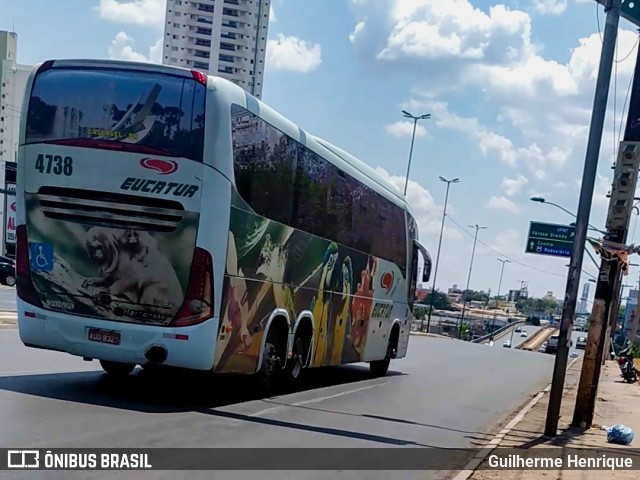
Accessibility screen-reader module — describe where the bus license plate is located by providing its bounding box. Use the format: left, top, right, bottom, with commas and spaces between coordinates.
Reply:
88, 328, 121, 345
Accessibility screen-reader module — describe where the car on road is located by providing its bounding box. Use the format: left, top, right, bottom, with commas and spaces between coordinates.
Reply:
503, 340, 511, 348
538, 342, 547, 353
576, 336, 586, 349
545, 335, 560, 354
515, 327, 522, 333
0, 255, 15, 287
520, 331, 528, 337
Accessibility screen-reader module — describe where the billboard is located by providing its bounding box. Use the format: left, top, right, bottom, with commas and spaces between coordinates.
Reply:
3, 161, 17, 258
4, 182, 16, 246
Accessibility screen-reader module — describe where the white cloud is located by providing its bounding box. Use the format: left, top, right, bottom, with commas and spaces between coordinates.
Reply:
592, 173, 611, 208
108, 31, 161, 63
270, 6, 277, 22
486, 196, 520, 213
501, 174, 529, 196
351, 0, 638, 194
533, 0, 568, 15
266, 34, 322, 73
97, 0, 165, 27
489, 229, 522, 257
385, 121, 428, 138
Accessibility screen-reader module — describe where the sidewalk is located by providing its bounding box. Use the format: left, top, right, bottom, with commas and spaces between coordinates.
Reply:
467, 358, 640, 479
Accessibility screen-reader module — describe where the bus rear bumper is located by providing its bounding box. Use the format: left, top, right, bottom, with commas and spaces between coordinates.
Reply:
16, 303, 219, 371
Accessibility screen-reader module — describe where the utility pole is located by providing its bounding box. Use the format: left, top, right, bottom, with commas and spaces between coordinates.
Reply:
604, 280, 631, 358
544, 0, 622, 437
572, 0, 640, 431
425, 176, 460, 332
630, 271, 640, 346
458, 224, 487, 339
491, 259, 511, 334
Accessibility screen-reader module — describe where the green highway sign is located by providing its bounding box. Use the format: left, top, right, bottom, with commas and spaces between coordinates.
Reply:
525, 221, 575, 258
595, 1, 640, 27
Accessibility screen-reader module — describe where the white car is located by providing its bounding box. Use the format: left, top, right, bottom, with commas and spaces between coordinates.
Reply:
520, 331, 528, 337
503, 340, 512, 348
538, 342, 547, 353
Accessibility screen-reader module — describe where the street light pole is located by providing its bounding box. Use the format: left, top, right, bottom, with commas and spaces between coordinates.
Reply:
491, 259, 511, 335
425, 176, 460, 332
530, 197, 606, 235
401, 110, 431, 196
458, 224, 487, 339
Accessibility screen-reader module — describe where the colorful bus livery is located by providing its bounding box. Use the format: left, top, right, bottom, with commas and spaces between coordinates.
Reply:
16, 59, 432, 388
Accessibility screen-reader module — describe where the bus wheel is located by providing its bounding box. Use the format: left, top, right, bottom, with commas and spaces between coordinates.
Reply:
99, 360, 135, 377
257, 341, 282, 392
369, 339, 396, 378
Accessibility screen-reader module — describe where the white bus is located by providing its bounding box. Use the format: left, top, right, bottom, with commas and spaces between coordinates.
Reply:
15, 59, 431, 389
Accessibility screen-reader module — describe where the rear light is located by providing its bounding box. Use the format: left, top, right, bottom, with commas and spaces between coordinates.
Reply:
16, 225, 43, 308
169, 247, 213, 327
191, 69, 207, 86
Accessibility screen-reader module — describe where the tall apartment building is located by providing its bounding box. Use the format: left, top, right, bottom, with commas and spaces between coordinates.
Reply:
0, 31, 31, 165
577, 282, 590, 315
0, 30, 31, 257
162, 0, 271, 98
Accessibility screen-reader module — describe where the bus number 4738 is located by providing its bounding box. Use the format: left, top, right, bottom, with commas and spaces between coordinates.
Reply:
35, 154, 73, 176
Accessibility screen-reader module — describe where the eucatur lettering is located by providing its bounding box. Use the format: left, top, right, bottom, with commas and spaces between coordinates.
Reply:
120, 177, 199, 198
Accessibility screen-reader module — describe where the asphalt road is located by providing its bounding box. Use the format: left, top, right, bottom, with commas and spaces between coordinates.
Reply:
0, 285, 16, 312
0, 330, 558, 480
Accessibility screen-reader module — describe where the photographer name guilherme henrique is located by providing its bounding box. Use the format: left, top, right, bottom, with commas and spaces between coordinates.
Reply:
488, 453, 634, 470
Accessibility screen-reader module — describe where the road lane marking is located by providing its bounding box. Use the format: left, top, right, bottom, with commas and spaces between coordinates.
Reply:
0, 368, 99, 376
250, 381, 389, 417
451, 356, 581, 480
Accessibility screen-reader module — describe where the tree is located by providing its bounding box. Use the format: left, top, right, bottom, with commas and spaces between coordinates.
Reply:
472, 291, 489, 302
423, 291, 455, 311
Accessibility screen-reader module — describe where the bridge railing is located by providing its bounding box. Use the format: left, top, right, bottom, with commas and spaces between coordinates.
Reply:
470, 320, 527, 344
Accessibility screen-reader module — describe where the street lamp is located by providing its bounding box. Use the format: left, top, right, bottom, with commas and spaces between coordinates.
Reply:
458, 224, 487, 339
401, 110, 431, 196
425, 176, 460, 333
490, 258, 511, 337
530, 197, 606, 235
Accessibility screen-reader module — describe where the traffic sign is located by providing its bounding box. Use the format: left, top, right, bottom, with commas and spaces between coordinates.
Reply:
525, 221, 575, 258
595, 1, 640, 28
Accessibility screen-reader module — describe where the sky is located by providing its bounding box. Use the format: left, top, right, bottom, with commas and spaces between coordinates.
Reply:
2, 0, 640, 303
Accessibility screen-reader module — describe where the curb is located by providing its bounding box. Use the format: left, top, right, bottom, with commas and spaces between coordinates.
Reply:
452, 356, 581, 480
409, 331, 455, 340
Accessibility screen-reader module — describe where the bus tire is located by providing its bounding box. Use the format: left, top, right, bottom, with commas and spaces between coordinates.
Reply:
369, 326, 398, 378
286, 322, 312, 385
369, 356, 391, 377
256, 340, 282, 392
99, 360, 135, 377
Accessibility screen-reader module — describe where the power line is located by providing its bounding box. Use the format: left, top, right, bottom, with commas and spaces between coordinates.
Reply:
445, 214, 565, 278
596, 4, 640, 63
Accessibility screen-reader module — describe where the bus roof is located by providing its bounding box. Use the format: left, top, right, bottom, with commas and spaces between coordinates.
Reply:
27, 59, 417, 219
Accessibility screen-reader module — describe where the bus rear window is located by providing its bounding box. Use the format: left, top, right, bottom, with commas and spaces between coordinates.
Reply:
25, 67, 206, 161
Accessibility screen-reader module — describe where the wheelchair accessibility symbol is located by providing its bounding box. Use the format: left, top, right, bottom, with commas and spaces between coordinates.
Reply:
29, 242, 53, 272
